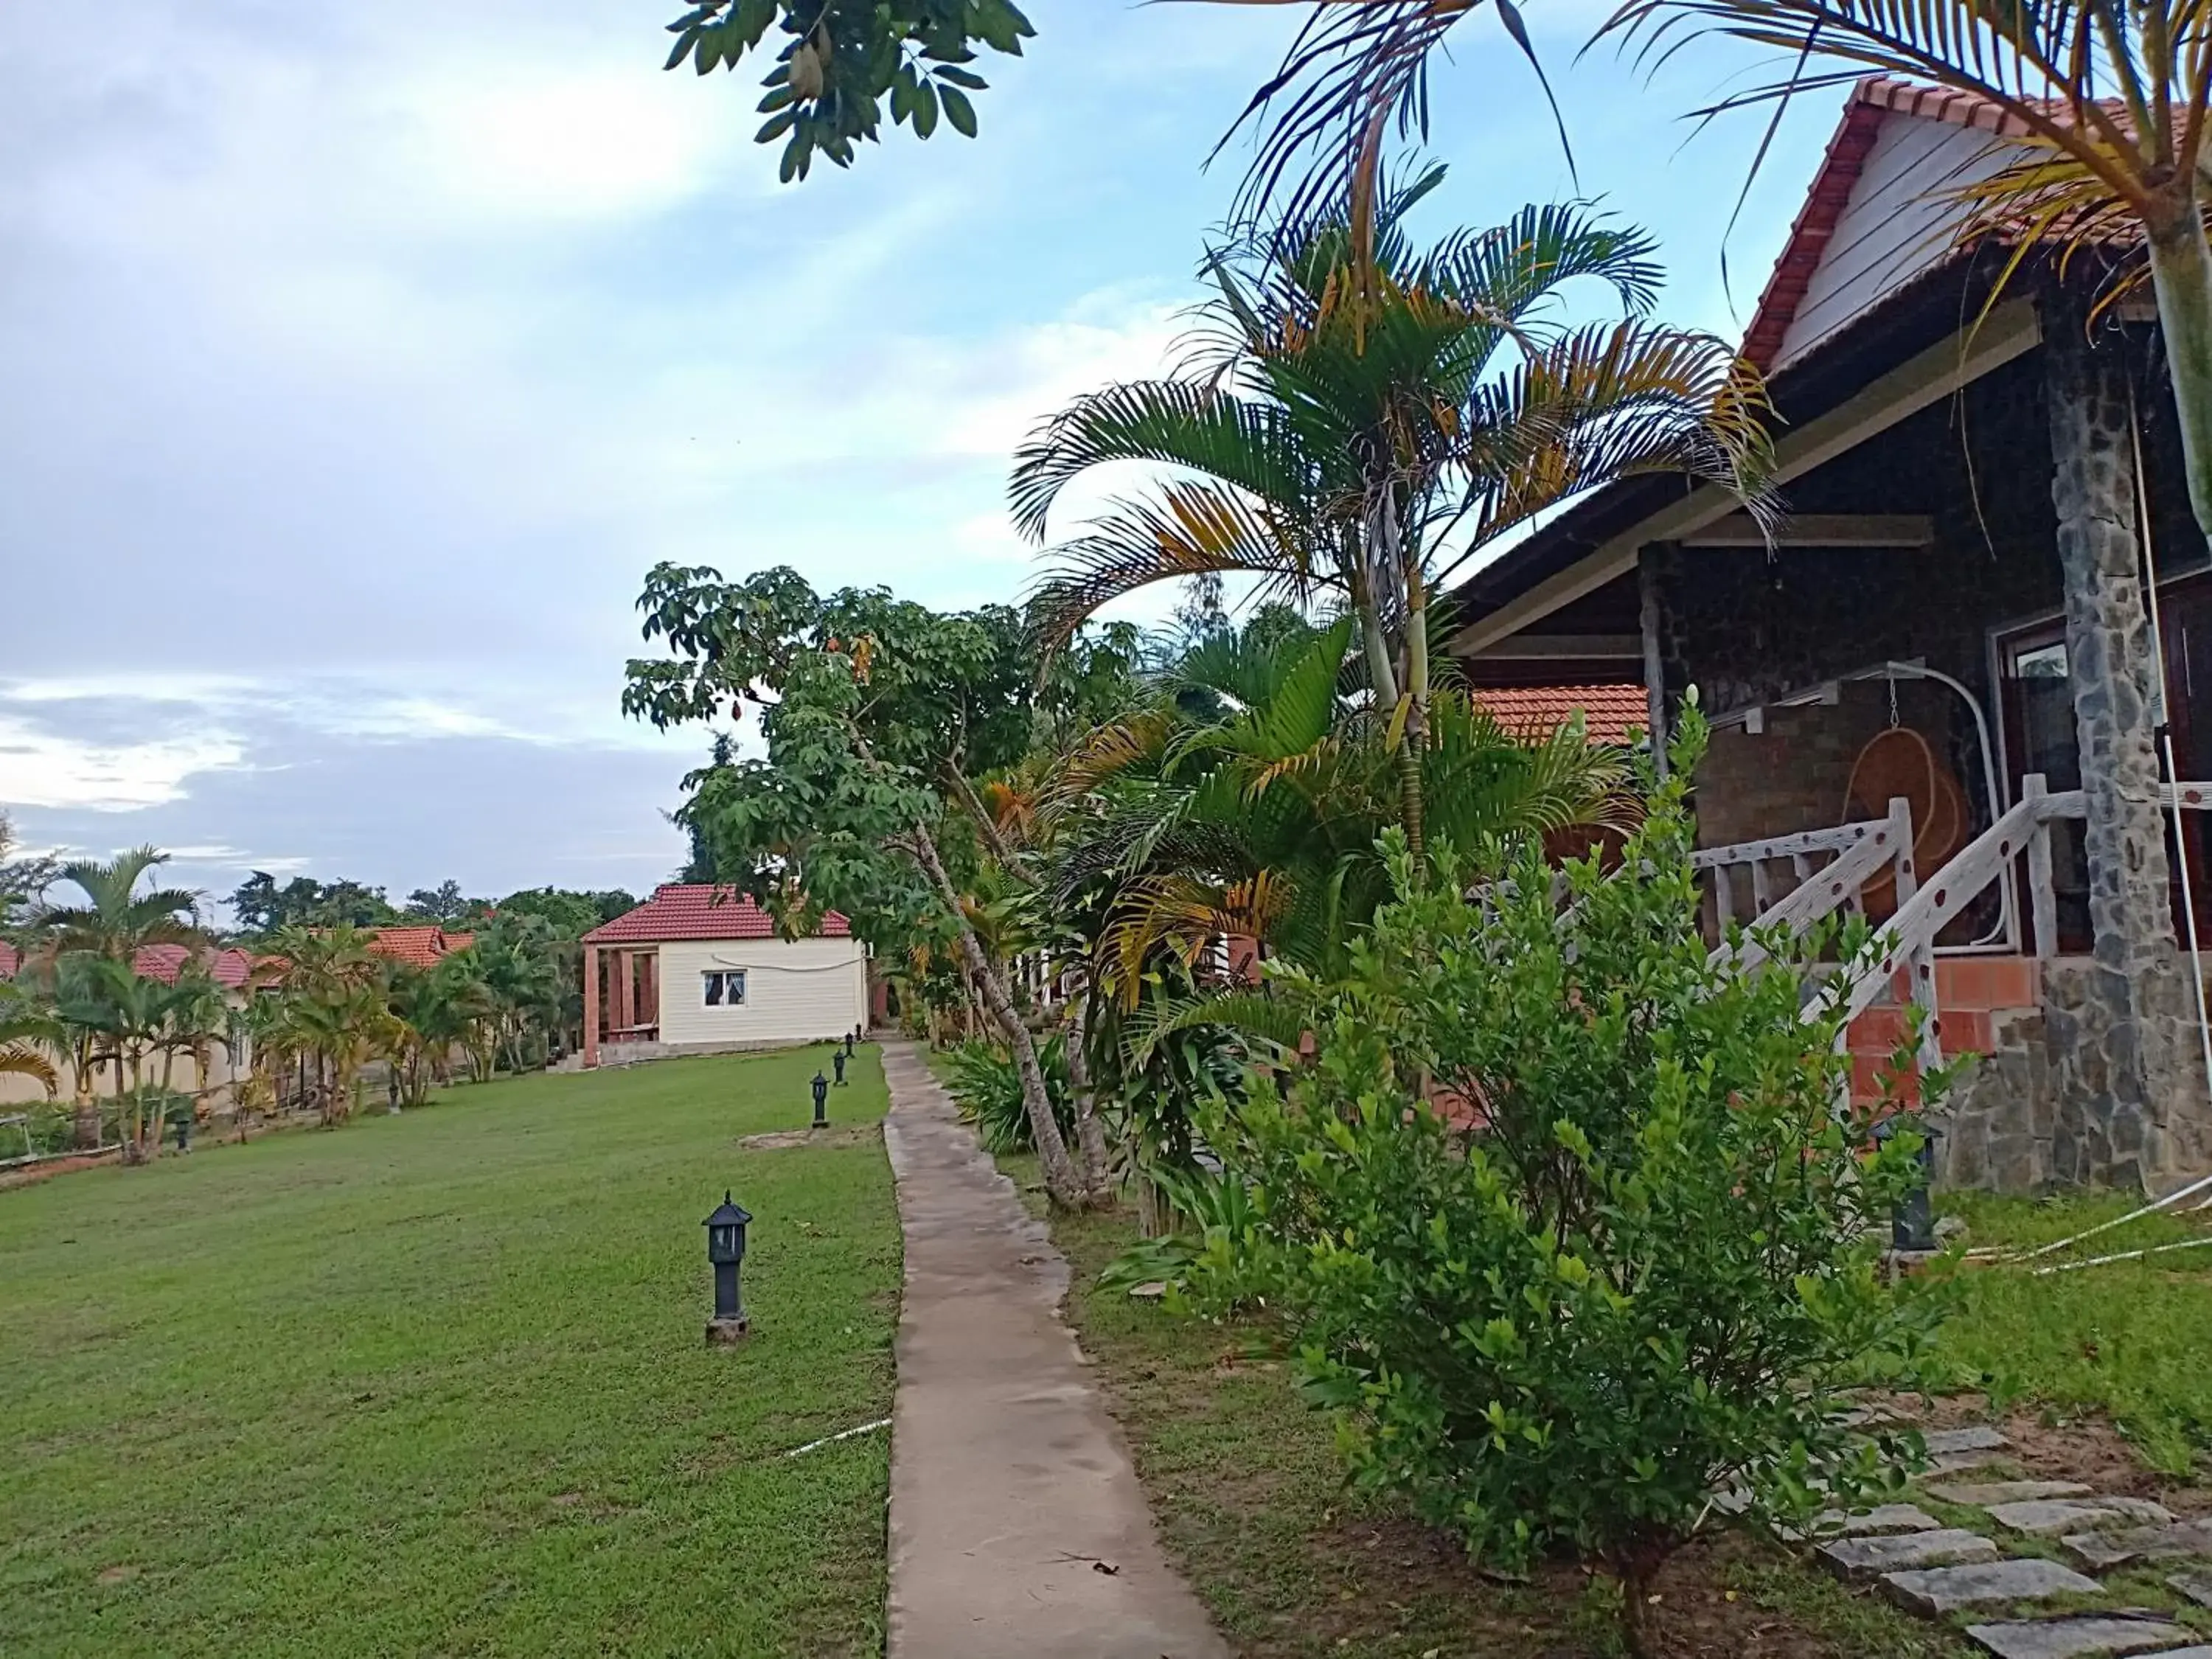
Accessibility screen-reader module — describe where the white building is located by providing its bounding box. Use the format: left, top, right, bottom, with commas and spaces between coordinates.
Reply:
580, 886, 866, 1067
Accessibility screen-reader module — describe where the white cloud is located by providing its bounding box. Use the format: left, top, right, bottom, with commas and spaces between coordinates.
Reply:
0, 715, 247, 812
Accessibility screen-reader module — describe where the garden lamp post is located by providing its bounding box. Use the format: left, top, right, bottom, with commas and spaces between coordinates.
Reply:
810, 1070, 830, 1129
844, 1029, 856, 1058
832, 1049, 847, 1087
704, 1190, 751, 1344
1875, 1117, 1940, 1253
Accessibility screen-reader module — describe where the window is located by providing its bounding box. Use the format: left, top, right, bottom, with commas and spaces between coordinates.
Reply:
701, 970, 746, 1008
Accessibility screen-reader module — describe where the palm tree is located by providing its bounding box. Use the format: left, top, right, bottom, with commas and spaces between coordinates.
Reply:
29, 846, 201, 963
1042, 614, 1628, 998
1217, 0, 2212, 552
1012, 177, 1767, 858
0, 981, 58, 1100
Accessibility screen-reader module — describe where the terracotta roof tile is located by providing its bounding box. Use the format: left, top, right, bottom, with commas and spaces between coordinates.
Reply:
584, 886, 851, 946
1475, 684, 1648, 747
363, 927, 465, 970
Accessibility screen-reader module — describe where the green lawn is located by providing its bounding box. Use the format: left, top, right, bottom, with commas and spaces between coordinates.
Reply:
1936, 1191, 2212, 1473
0, 1045, 900, 1658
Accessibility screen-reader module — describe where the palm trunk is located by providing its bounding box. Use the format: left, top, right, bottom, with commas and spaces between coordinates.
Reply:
910, 821, 1088, 1209
1064, 990, 1113, 1203
1399, 550, 1430, 868
2148, 205, 2212, 549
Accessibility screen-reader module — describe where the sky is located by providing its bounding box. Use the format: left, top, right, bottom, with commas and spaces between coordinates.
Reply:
0, 0, 1838, 920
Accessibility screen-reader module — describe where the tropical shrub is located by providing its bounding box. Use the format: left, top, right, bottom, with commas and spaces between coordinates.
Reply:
944, 1034, 1074, 1154
1188, 720, 1950, 1655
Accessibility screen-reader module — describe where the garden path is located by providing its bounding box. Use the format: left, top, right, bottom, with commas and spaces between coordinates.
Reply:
879, 1040, 1228, 1659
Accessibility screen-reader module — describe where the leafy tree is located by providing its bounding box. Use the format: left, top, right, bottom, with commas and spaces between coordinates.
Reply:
492, 886, 639, 937
0, 810, 58, 927
404, 880, 478, 923
623, 562, 1110, 1208
1186, 719, 1948, 1656
660, 0, 1034, 181
1014, 176, 1768, 859
227, 872, 398, 935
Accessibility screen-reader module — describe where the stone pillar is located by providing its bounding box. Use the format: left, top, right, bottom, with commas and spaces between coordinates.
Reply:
2044, 311, 2205, 1187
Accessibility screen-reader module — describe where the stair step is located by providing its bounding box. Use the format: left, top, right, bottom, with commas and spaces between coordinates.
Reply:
1992, 1498, 2175, 1536
1964, 1615, 2199, 1659
1821, 1528, 2000, 1576
1885, 1557, 2102, 1615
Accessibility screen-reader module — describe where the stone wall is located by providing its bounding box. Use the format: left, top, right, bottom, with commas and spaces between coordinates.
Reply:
1933, 954, 2212, 1192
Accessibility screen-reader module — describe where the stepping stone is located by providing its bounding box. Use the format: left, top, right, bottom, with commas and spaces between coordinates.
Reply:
1885, 1557, 2103, 1615
2166, 1569, 2212, 1608
1821, 1527, 2000, 1577
1933, 1481, 2098, 1506
1992, 1499, 2177, 1536
2136, 1649, 2212, 1658
1783, 1503, 1941, 1541
1964, 1615, 2198, 1658
2063, 1521, 2212, 1571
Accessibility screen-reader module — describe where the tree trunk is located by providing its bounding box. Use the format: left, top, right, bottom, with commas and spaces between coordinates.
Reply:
910, 822, 1089, 1209
1399, 552, 1430, 866
1064, 990, 1113, 1203
2147, 204, 2212, 549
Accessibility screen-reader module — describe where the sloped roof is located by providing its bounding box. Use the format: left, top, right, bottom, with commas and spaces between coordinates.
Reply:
1742, 76, 2134, 374
1475, 684, 1647, 747
584, 886, 851, 946
0, 941, 260, 987
363, 927, 473, 969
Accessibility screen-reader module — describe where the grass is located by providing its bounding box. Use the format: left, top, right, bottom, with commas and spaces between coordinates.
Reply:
0, 1043, 900, 1659
993, 1150, 1966, 1658
1935, 1191, 2212, 1472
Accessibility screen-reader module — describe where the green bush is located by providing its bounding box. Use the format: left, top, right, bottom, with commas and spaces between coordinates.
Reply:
943, 1034, 1074, 1153
1189, 719, 1949, 1656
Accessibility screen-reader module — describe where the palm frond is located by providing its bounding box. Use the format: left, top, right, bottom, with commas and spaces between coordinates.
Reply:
1009, 381, 1312, 543
1027, 481, 1331, 647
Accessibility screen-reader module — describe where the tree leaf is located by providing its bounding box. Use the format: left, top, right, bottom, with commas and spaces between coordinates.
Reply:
939, 83, 978, 138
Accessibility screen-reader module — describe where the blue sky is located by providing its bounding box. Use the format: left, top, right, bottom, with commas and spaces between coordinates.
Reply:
0, 1, 1837, 917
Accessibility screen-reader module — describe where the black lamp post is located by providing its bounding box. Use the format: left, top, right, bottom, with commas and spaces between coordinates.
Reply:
844, 1028, 857, 1059
1875, 1117, 1941, 1254
810, 1069, 830, 1129
832, 1048, 848, 1087
704, 1190, 751, 1344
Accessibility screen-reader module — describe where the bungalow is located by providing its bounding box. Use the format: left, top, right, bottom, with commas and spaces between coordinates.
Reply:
579, 886, 868, 1068
1450, 77, 2212, 1194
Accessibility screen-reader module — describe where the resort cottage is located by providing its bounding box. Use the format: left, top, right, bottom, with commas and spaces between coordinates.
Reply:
1453, 77, 2212, 1195
579, 886, 868, 1068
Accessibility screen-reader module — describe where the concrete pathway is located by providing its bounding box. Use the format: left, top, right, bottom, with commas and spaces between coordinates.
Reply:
880, 1041, 1229, 1659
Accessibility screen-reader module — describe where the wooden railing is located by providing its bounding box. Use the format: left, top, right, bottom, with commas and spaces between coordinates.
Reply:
1697, 799, 1919, 975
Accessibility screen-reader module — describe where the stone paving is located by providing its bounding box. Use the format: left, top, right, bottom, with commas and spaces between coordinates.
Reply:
1795, 1419, 2212, 1658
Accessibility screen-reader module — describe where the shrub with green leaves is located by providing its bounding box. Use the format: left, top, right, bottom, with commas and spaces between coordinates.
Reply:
943, 1034, 1072, 1154
1189, 717, 1950, 1655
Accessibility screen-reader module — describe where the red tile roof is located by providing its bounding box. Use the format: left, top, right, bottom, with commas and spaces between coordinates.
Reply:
584, 886, 851, 945
1475, 684, 1647, 747
362, 927, 473, 969
0, 941, 260, 987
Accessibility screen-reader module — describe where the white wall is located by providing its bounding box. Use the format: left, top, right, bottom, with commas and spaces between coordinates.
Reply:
655, 937, 867, 1050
